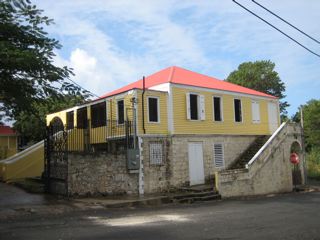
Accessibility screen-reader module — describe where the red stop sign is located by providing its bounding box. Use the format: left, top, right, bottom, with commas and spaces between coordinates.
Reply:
290, 153, 299, 165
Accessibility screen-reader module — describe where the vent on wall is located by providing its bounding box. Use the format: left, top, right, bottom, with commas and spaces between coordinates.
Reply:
214, 143, 224, 168
150, 142, 163, 165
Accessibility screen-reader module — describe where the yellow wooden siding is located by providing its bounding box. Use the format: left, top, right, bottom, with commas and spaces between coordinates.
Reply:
136, 90, 168, 135
67, 128, 85, 151
0, 136, 18, 159
172, 86, 274, 135
46, 92, 138, 145
106, 93, 134, 122
90, 126, 107, 144
47, 111, 67, 126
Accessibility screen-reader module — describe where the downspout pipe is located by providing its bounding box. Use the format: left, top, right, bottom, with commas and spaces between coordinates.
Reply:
142, 76, 146, 134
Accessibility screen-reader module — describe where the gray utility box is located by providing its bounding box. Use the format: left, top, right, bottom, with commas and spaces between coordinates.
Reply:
127, 148, 140, 170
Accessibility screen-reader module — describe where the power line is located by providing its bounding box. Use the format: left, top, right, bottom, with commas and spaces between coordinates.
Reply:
232, 0, 320, 58
67, 78, 100, 98
252, 0, 320, 44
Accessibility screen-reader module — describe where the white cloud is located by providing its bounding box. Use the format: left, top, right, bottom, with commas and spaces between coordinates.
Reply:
35, 0, 320, 114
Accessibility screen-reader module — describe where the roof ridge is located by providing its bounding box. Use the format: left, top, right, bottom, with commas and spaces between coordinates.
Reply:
167, 66, 175, 83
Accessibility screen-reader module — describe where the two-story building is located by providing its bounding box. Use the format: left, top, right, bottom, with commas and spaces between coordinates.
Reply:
46, 66, 302, 197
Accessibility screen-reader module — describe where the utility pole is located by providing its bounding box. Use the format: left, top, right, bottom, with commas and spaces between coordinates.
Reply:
300, 105, 307, 185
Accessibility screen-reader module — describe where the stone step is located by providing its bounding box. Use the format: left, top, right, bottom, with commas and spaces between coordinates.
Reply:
178, 184, 214, 193
228, 135, 270, 170
172, 190, 217, 200
173, 193, 221, 204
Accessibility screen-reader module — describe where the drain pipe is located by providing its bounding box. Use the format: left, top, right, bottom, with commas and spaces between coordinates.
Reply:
142, 76, 146, 134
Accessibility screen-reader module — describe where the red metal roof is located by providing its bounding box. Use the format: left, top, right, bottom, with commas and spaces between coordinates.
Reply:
99, 66, 277, 99
0, 126, 17, 136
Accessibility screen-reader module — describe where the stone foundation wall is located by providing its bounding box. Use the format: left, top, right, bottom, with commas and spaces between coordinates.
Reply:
67, 152, 138, 196
217, 123, 304, 197
48, 133, 272, 196
170, 135, 258, 187
141, 134, 259, 193
217, 142, 292, 197
141, 136, 172, 194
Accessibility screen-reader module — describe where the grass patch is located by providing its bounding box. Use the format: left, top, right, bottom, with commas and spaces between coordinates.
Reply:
307, 148, 320, 180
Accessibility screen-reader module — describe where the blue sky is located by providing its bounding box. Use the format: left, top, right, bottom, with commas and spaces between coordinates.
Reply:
34, 0, 320, 116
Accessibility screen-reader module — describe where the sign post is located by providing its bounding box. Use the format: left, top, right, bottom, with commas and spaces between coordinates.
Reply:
290, 152, 300, 191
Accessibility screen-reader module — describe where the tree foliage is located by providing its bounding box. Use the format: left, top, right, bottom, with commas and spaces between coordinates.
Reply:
0, 0, 90, 120
301, 99, 320, 151
226, 60, 289, 115
13, 95, 86, 143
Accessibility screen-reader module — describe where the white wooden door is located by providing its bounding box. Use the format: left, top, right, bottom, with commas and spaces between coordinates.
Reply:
268, 102, 278, 134
188, 142, 205, 185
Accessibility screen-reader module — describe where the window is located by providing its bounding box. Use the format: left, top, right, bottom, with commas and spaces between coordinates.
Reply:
190, 94, 198, 120
91, 102, 107, 128
66, 111, 74, 130
117, 100, 124, 124
234, 99, 242, 122
186, 93, 205, 120
150, 142, 163, 165
213, 143, 224, 168
213, 96, 222, 121
251, 100, 260, 123
77, 107, 88, 129
148, 97, 159, 123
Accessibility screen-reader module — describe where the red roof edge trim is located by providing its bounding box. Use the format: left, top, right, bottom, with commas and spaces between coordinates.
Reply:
0, 126, 17, 136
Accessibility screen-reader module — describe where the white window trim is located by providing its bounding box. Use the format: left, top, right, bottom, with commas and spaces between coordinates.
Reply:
251, 99, 261, 124
147, 96, 160, 124
116, 99, 125, 125
233, 98, 243, 123
187, 92, 201, 121
212, 96, 223, 122
213, 143, 225, 169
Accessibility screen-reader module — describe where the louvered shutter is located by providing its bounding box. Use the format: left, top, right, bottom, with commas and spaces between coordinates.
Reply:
200, 95, 205, 120
251, 100, 260, 123
186, 93, 191, 120
214, 143, 224, 168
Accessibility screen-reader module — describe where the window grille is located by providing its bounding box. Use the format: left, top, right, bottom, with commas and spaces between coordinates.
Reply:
150, 142, 163, 165
214, 143, 224, 168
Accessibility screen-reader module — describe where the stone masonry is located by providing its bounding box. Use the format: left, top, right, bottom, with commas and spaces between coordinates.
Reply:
48, 134, 275, 196
141, 136, 172, 194
170, 135, 258, 187
67, 152, 138, 196
217, 123, 305, 197
141, 134, 259, 193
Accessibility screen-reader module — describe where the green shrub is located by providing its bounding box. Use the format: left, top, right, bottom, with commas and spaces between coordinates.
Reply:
307, 148, 320, 180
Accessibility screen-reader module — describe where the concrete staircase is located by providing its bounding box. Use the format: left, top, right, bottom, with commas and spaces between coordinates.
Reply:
169, 185, 221, 204
229, 135, 269, 170
216, 122, 305, 198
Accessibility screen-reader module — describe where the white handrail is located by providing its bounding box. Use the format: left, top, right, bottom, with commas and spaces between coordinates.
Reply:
246, 122, 287, 168
0, 130, 64, 164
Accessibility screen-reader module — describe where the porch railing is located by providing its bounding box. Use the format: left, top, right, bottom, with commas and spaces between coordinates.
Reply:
47, 120, 134, 153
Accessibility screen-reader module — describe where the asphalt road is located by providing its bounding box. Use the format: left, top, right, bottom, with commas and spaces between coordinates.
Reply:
1, 191, 320, 240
